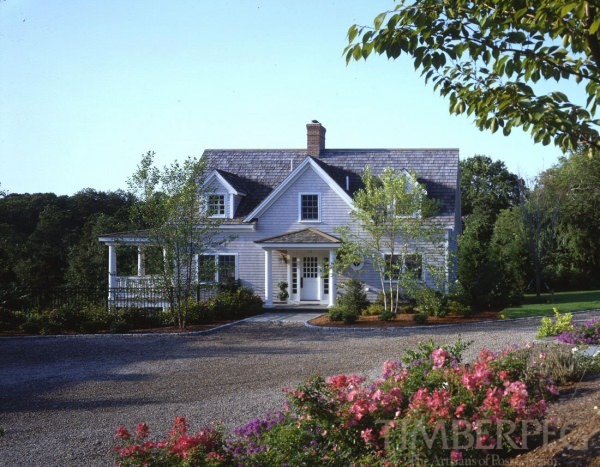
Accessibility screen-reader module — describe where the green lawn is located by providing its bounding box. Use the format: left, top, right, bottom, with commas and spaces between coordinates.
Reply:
500, 290, 600, 319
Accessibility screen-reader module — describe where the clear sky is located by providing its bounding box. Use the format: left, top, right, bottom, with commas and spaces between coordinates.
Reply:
1, 0, 570, 196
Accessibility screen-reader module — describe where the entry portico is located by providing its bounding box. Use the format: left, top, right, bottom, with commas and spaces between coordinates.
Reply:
256, 228, 340, 308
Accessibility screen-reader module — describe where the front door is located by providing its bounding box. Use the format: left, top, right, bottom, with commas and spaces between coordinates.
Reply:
301, 256, 319, 300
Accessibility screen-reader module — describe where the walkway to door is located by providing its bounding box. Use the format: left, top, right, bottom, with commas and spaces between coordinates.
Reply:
244, 311, 324, 323
246, 304, 327, 323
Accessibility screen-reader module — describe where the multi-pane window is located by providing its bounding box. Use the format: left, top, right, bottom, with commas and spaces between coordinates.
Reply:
291, 257, 298, 294
198, 255, 216, 283
405, 253, 423, 279
323, 258, 329, 295
384, 253, 423, 280
208, 194, 225, 217
198, 254, 237, 283
383, 254, 402, 280
300, 194, 320, 221
303, 256, 318, 278
218, 254, 236, 282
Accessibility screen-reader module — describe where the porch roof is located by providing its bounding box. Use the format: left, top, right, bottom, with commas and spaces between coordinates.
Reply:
98, 230, 151, 245
256, 228, 341, 246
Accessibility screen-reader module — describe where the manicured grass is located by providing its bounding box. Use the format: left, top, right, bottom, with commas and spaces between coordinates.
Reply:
500, 290, 600, 319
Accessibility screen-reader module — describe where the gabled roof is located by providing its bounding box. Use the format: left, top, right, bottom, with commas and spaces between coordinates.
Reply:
204, 169, 247, 196
243, 157, 353, 222
256, 228, 341, 244
201, 148, 459, 221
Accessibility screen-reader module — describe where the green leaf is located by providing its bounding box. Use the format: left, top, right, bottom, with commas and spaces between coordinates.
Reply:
348, 25, 358, 43
374, 12, 387, 30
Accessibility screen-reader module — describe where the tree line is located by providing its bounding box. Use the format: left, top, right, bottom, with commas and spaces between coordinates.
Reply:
0, 189, 136, 292
459, 150, 600, 309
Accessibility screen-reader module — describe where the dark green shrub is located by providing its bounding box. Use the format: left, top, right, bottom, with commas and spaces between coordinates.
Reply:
415, 288, 445, 316
0, 307, 25, 331
109, 320, 131, 334
376, 291, 414, 313
19, 310, 63, 334
379, 309, 395, 321
364, 302, 384, 316
412, 312, 429, 324
79, 303, 114, 329
186, 300, 215, 324
328, 306, 344, 321
398, 302, 416, 314
119, 308, 167, 328
446, 299, 472, 317
40, 321, 64, 335
207, 284, 263, 319
337, 279, 369, 315
342, 309, 358, 324
277, 281, 289, 301
20, 319, 42, 334
79, 320, 105, 334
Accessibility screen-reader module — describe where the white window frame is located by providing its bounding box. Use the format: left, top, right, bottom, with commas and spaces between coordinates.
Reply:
298, 192, 321, 223
207, 194, 226, 218
197, 253, 238, 284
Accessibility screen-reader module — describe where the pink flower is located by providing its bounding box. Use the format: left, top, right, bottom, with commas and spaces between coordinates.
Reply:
431, 348, 449, 369
135, 422, 149, 439
361, 428, 375, 444
115, 426, 131, 440
382, 360, 402, 378
450, 449, 463, 462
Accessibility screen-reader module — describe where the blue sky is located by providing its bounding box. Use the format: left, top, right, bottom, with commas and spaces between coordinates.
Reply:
1, 1, 570, 195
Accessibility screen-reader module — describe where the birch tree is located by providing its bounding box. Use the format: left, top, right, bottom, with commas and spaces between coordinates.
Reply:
128, 151, 225, 328
336, 167, 444, 314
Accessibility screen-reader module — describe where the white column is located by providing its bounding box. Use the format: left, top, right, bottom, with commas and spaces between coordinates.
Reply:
264, 250, 273, 307
328, 248, 337, 308
108, 244, 117, 299
286, 253, 292, 304
137, 246, 145, 277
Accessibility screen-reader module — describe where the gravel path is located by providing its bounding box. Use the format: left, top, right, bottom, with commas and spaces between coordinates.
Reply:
1, 311, 598, 466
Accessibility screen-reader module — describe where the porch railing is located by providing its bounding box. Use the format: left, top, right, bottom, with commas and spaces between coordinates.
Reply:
115, 275, 157, 289
0, 284, 216, 312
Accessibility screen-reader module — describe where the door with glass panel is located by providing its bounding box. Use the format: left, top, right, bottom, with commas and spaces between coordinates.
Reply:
301, 256, 319, 300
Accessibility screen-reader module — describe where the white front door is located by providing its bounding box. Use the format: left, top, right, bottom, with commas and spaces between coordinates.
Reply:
301, 256, 319, 300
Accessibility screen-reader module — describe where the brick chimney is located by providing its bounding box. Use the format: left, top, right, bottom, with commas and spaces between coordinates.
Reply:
307, 120, 326, 157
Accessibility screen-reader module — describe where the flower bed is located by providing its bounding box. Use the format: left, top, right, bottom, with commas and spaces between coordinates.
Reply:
114, 340, 575, 465
556, 317, 600, 345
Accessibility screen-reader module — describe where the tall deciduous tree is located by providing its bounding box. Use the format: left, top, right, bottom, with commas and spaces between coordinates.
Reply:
521, 181, 559, 296
346, 1, 600, 152
336, 167, 444, 314
537, 149, 600, 288
461, 155, 524, 220
127, 152, 225, 328
458, 156, 525, 307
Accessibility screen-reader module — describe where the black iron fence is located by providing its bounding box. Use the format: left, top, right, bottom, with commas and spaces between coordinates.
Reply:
0, 284, 217, 313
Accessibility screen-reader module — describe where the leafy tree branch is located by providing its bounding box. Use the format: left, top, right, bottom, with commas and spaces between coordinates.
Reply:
346, 0, 600, 152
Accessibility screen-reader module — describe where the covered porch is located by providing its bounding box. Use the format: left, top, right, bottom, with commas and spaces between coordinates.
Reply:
256, 228, 340, 308
98, 231, 167, 307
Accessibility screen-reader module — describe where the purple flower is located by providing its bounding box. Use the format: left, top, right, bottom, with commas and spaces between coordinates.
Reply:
556, 318, 600, 345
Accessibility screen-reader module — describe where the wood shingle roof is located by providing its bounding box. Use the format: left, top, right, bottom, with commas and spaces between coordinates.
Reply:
201, 148, 459, 221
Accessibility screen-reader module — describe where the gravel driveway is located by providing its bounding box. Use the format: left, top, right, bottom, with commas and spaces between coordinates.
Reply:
1, 311, 598, 466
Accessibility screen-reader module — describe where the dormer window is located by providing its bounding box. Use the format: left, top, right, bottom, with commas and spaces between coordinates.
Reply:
208, 194, 225, 217
299, 193, 320, 222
